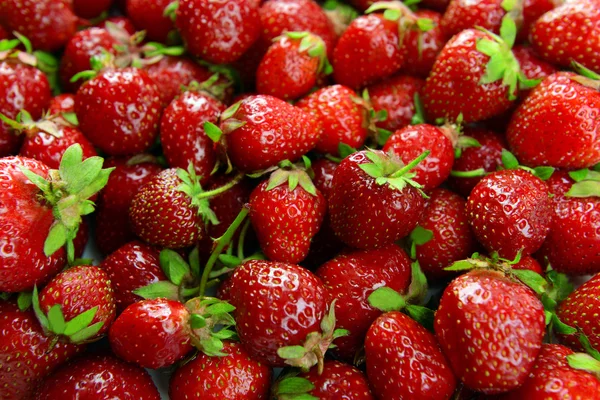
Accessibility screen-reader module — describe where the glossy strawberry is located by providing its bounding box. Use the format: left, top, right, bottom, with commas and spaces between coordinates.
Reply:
440, 0, 506, 38
109, 298, 193, 369
169, 341, 272, 400
73, 0, 113, 19
403, 10, 447, 78
126, 0, 174, 43
435, 269, 546, 393
466, 169, 552, 258
47, 94, 76, 115
311, 158, 337, 200
513, 255, 544, 274
367, 75, 425, 132
512, 45, 557, 97
35, 353, 160, 400
367, 311, 456, 399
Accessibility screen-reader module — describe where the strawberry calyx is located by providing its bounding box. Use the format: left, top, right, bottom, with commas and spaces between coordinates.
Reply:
567, 333, 600, 379
272, 375, 318, 400
278, 300, 349, 374
323, 0, 359, 37
436, 114, 482, 158
0, 32, 58, 73
0, 110, 75, 139
352, 89, 391, 147
18, 144, 114, 264
566, 168, 600, 198
408, 225, 433, 259
500, 149, 555, 180
325, 143, 358, 163
283, 32, 333, 76
366, 1, 433, 46
163, 0, 179, 22
259, 156, 318, 196
569, 61, 600, 90
185, 296, 238, 357
181, 74, 232, 103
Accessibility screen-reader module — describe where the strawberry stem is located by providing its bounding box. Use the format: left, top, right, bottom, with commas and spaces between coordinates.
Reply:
196, 172, 244, 200
390, 150, 430, 178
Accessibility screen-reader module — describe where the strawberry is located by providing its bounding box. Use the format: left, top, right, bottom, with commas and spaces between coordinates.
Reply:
126, 0, 175, 43
434, 269, 546, 393
332, 13, 403, 89
169, 341, 272, 400
412, 188, 478, 279
402, 10, 447, 78
34, 353, 161, 399
0, 0, 78, 52
311, 158, 338, 200
466, 169, 553, 259
249, 162, 326, 264
0, 301, 82, 399
37, 265, 116, 342
536, 170, 600, 275
512, 45, 557, 97
507, 71, 600, 169
95, 155, 162, 255
530, 0, 600, 73
367, 75, 424, 132
47, 94, 76, 115
366, 311, 456, 399
440, 0, 507, 38
205, 174, 253, 240
0, 146, 112, 292
75, 67, 162, 156
328, 149, 426, 249
108, 298, 193, 369
296, 84, 370, 156
256, 32, 332, 100
513, 255, 544, 274
72, 0, 113, 19
315, 244, 412, 361
176, 0, 261, 64
216, 94, 320, 172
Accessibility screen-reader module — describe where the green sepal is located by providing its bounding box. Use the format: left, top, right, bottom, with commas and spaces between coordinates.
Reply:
338, 142, 357, 159
579, 333, 600, 361
278, 345, 307, 359
188, 247, 201, 278
416, 18, 434, 32
568, 353, 600, 374
13, 31, 33, 53
550, 313, 577, 335
163, 0, 179, 20
444, 260, 476, 271
176, 162, 219, 225
190, 313, 207, 329
133, 280, 180, 301
405, 261, 428, 304
545, 270, 573, 304
368, 286, 406, 312
31, 286, 49, 331
62, 306, 98, 336
501, 149, 520, 170
533, 166, 555, 181
17, 292, 32, 311
61, 112, 79, 126
511, 269, 547, 295
221, 101, 242, 121
450, 168, 487, 178
566, 181, 600, 198
376, 128, 393, 146
47, 304, 66, 334
0, 38, 20, 51
160, 249, 191, 286
68, 321, 104, 343
203, 121, 223, 142
44, 223, 67, 258
405, 305, 435, 332
277, 377, 315, 395
571, 61, 600, 80
410, 226, 433, 246
501, 0, 517, 11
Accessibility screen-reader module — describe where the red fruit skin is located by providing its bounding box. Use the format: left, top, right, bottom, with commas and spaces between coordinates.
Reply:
95, 157, 162, 255
160, 91, 225, 182
100, 241, 165, 312
403, 10, 447, 78
129, 168, 204, 249
176, 0, 261, 64
35, 353, 160, 400
507, 72, 600, 169
434, 270, 546, 394
299, 360, 375, 399
0, 25, 8, 40
512, 45, 557, 98
530, 0, 600, 73
223, 95, 320, 172
466, 169, 552, 259
332, 14, 404, 90
47, 94, 76, 115
73, 0, 113, 19
448, 128, 507, 197
249, 180, 326, 264
557, 273, 600, 352
415, 189, 477, 279
0, 158, 67, 292
422, 29, 513, 123
367, 75, 425, 132
0, 0, 78, 52
513, 255, 544, 274
225, 260, 328, 366
440, 0, 505, 38
169, 341, 272, 400
20, 126, 97, 169
383, 124, 455, 191
366, 312, 456, 400
75, 68, 162, 156
0, 301, 82, 399
329, 150, 426, 249
499, 344, 600, 400
1, 62, 51, 157
311, 158, 337, 200
206, 175, 253, 239
297, 85, 369, 156
521, 0, 561, 40
536, 171, 600, 275
315, 244, 412, 362
421, 0, 450, 11
39, 265, 116, 337
109, 298, 193, 369
126, 0, 174, 43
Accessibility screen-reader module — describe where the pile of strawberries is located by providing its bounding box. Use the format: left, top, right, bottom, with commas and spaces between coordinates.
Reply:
1, 0, 600, 398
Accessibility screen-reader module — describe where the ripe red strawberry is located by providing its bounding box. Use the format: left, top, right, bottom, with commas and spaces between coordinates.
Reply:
311, 158, 338, 200
169, 341, 272, 400
95, 155, 162, 254
440, 0, 506, 38
224, 259, 333, 368
126, 0, 174, 43
109, 298, 193, 369
315, 244, 412, 361
530, 0, 600, 72
367, 75, 425, 132
466, 169, 552, 259
257, 32, 331, 100
47, 94, 76, 115
366, 311, 456, 399
0, 301, 82, 399
0, 0, 78, 52
402, 10, 447, 78
536, 170, 600, 275
513, 255, 544, 274
219, 95, 320, 172
160, 89, 225, 182
72, 0, 113, 19
0, 25, 8, 40
296, 84, 370, 156
328, 149, 426, 249
413, 188, 478, 279
507, 71, 600, 169
205, 174, 253, 240
332, 14, 403, 89
512, 45, 557, 96
176, 0, 261, 64
35, 353, 161, 399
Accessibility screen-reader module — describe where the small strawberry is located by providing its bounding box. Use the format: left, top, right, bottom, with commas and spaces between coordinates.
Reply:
367, 75, 425, 132
328, 149, 427, 249
169, 341, 272, 400
126, 0, 175, 43
72, 0, 113, 19
34, 353, 161, 399
402, 9, 447, 78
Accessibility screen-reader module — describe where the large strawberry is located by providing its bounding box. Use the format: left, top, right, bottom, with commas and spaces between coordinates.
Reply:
434, 269, 546, 393
328, 149, 427, 249
367, 75, 425, 132
126, 0, 175, 43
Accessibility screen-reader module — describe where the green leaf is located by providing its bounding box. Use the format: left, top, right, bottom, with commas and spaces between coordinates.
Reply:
567, 353, 600, 373
579, 333, 600, 361
566, 181, 600, 198
511, 269, 547, 295
13, 31, 33, 53
501, 149, 519, 170
160, 249, 191, 286
476, 38, 501, 57
31, 286, 49, 330
211, 328, 237, 340
501, 0, 517, 11
44, 223, 67, 256
17, 292, 32, 311
203, 121, 223, 142
546, 270, 573, 304
68, 321, 104, 343
277, 377, 315, 395
61, 112, 79, 126
551, 313, 577, 335
338, 143, 356, 159
133, 281, 179, 301
410, 226, 433, 246
444, 260, 475, 271
499, 16, 517, 48
63, 306, 98, 336
205, 301, 236, 315
190, 314, 207, 329
406, 305, 434, 331
533, 166, 555, 181
359, 163, 383, 178
0, 38, 20, 51
416, 18, 434, 32
382, 8, 401, 21
278, 345, 307, 359
47, 304, 66, 334
199, 337, 227, 357
17, 166, 50, 193
368, 287, 406, 312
